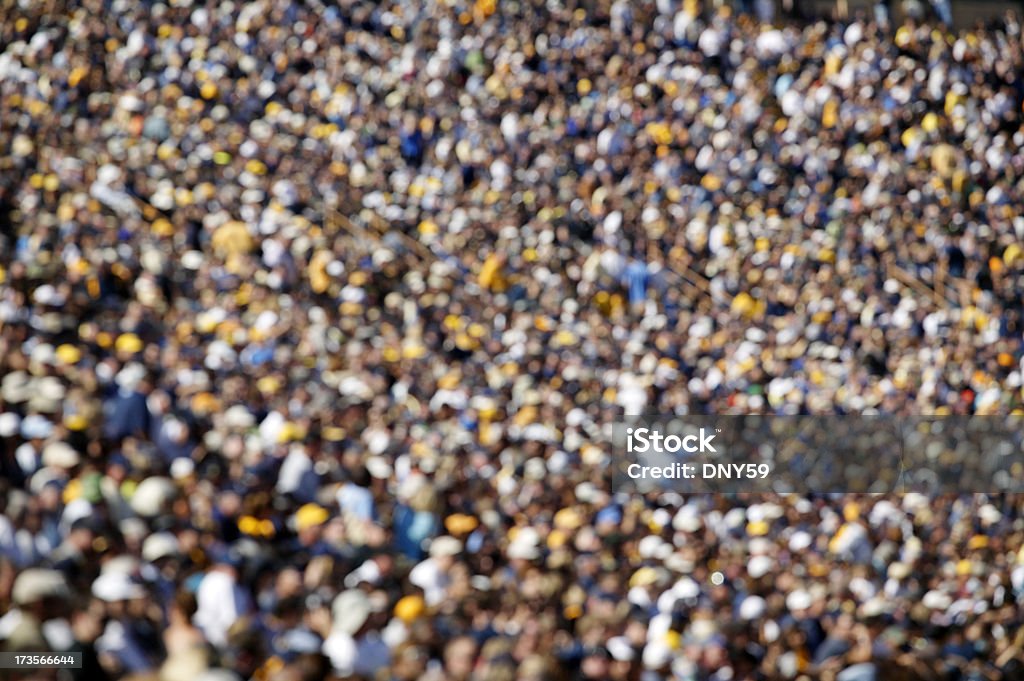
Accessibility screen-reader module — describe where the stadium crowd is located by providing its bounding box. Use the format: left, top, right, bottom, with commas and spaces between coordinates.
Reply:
2, 0, 1024, 679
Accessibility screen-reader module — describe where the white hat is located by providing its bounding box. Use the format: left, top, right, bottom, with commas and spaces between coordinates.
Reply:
628, 585, 653, 608
748, 537, 772, 556
747, 504, 767, 523
748, 555, 773, 579
170, 458, 195, 480
723, 508, 746, 529
0, 412, 21, 437
848, 577, 877, 602
92, 572, 146, 602
365, 455, 392, 479
574, 482, 597, 503
101, 555, 140, 576
97, 164, 121, 185
507, 528, 541, 560
331, 590, 372, 635
119, 517, 148, 540
672, 576, 700, 600
429, 536, 463, 558
673, 506, 702, 532
1, 371, 32, 404
689, 619, 717, 641
142, 532, 181, 562
224, 405, 256, 429
28, 467, 60, 495
607, 636, 635, 662
565, 408, 587, 427
664, 553, 694, 574
650, 508, 672, 530
546, 450, 569, 474
638, 535, 665, 560
739, 595, 767, 620
902, 493, 928, 513
20, 414, 53, 439
343, 560, 383, 589
28, 377, 65, 413
859, 597, 891, 618
793, 498, 813, 514
523, 457, 547, 481
34, 375, 64, 397
130, 476, 177, 517
922, 590, 952, 611
42, 442, 80, 469
115, 363, 146, 391
507, 540, 541, 561
12, 568, 68, 605
788, 531, 813, 553
32, 285, 62, 307
397, 474, 427, 502
61, 498, 93, 530
672, 658, 698, 679
888, 562, 911, 580
522, 423, 555, 443
181, 250, 205, 270
979, 504, 1002, 526
786, 589, 813, 612
868, 500, 899, 527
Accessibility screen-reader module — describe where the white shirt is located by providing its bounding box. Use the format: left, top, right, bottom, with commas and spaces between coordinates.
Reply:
323, 631, 391, 677
194, 570, 249, 647
409, 558, 450, 607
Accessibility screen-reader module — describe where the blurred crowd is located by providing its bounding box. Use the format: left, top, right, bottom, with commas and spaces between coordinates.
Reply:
2, 0, 1024, 679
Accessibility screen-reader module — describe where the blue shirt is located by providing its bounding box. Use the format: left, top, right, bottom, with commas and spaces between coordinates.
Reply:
623, 260, 649, 306
337, 483, 376, 522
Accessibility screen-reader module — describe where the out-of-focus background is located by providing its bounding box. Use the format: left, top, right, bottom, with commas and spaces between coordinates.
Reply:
2, 1, 1024, 680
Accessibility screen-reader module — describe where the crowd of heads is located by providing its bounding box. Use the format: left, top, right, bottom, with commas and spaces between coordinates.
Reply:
2, 0, 1024, 679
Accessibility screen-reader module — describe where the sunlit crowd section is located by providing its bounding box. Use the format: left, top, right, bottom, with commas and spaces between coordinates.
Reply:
2, 0, 1024, 679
